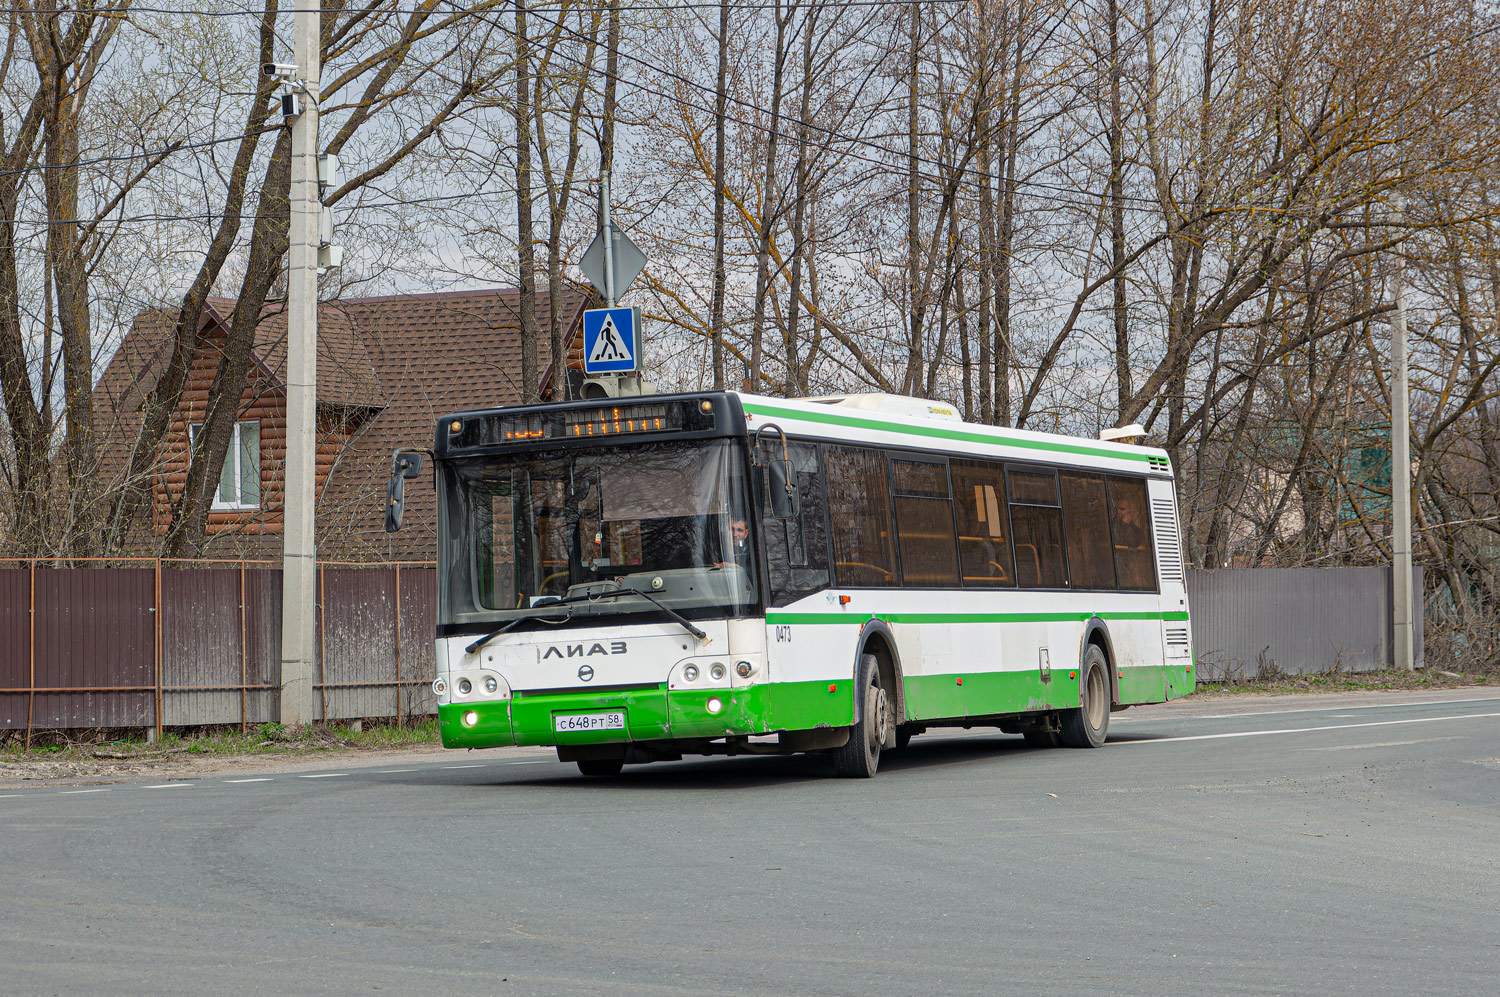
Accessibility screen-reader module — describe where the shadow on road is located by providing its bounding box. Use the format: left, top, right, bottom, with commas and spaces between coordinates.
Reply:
422, 730, 1101, 791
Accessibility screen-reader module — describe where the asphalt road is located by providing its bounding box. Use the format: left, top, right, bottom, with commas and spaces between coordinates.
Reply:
3, 689, 1498, 995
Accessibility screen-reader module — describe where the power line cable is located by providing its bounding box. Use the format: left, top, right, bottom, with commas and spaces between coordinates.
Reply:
0, 125, 282, 179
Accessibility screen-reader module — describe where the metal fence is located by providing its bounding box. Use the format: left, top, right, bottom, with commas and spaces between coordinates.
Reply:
1186, 566, 1425, 681
2, 561, 1427, 735
0, 560, 436, 741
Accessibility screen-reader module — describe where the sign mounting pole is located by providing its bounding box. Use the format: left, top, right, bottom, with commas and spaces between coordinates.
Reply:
602, 171, 616, 308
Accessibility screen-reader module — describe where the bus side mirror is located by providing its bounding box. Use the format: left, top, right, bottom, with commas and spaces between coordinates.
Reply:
767, 460, 799, 520
384, 451, 424, 533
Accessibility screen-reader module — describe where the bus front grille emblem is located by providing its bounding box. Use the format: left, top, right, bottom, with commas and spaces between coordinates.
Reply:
578, 665, 595, 682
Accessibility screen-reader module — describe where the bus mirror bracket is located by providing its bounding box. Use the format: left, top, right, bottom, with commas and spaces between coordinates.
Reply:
754, 424, 799, 520
384, 449, 427, 533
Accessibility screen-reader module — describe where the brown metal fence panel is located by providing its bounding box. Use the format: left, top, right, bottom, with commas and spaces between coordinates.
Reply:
14, 568, 155, 729
161, 567, 258, 726
0, 568, 33, 731
397, 568, 438, 718
243, 568, 281, 725
317, 567, 400, 720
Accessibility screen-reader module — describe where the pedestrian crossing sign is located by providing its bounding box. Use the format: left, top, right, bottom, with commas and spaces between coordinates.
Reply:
582, 306, 639, 374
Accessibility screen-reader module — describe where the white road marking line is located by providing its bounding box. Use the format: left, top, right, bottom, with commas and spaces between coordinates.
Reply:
377, 768, 417, 773
59, 788, 109, 794
1172, 696, 1500, 721
1122, 711, 1500, 745
298, 773, 347, 779
508, 760, 552, 765
1299, 736, 1461, 752
443, 764, 483, 769
143, 783, 192, 789
0, 794, 22, 798
223, 778, 273, 783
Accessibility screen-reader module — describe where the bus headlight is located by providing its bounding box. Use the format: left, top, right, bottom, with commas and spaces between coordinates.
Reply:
709, 663, 726, 681
483, 675, 498, 694
457, 678, 473, 696
683, 664, 699, 682
706, 697, 723, 714
432, 677, 448, 695
463, 711, 478, 727
735, 661, 754, 678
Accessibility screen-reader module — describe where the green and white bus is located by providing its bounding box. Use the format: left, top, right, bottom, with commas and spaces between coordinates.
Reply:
385, 390, 1194, 777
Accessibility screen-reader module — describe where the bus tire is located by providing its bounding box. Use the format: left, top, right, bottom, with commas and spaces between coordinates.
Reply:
577, 758, 625, 777
831, 653, 887, 778
1059, 645, 1110, 748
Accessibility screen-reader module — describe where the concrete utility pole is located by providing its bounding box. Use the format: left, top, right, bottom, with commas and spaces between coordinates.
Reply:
281, 8, 320, 724
1391, 198, 1415, 671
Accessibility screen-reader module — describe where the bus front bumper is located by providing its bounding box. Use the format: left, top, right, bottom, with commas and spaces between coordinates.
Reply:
438, 684, 771, 750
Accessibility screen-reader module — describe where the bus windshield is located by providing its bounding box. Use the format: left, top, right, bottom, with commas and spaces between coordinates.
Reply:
440, 438, 758, 626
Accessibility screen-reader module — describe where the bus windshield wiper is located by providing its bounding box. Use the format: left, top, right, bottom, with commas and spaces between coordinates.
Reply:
465, 605, 573, 654
465, 586, 706, 654
577, 586, 709, 641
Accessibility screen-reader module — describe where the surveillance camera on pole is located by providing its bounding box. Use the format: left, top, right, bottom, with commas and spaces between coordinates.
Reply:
263, 62, 299, 80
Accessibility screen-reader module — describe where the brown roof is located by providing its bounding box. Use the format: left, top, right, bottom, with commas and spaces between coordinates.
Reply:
223, 299, 385, 409
94, 284, 594, 558
299, 285, 593, 558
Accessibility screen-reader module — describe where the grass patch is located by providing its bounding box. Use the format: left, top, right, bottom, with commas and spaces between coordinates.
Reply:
1193, 668, 1499, 697
1, 718, 440, 758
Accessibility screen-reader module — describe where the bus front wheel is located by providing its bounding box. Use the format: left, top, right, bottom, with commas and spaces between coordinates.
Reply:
831, 653, 888, 778
1059, 645, 1110, 748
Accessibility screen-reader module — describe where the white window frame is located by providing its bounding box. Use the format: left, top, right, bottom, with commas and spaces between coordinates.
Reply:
188, 420, 261, 511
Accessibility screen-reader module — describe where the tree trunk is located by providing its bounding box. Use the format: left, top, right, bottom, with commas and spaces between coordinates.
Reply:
515, 0, 540, 402
708, 1, 730, 389
749, 1, 791, 391
1109, 0, 1130, 421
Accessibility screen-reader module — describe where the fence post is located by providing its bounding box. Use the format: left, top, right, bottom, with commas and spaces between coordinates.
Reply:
25, 559, 35, 751
317, 563, 327, 723
394, 564, 403, 726
154, 558, 163, 742
240, 561, 248, 733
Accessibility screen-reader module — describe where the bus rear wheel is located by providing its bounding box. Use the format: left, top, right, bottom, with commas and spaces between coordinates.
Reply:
831, 653, 888, 778
1059, 645, 1110, 748
577, 758, 625, 777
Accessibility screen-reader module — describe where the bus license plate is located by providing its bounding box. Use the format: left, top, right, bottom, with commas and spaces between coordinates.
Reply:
554, 711, 626, 733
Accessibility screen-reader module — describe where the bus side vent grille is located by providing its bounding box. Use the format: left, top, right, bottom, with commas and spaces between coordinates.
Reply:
1164, 626, 1190, 648
1152, 498, 1184, 583
1148, 455, 1171, 473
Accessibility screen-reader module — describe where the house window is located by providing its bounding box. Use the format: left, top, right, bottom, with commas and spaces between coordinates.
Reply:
190, 421, 261, 510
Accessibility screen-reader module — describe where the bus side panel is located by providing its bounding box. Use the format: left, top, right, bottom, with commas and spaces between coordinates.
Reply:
763, 611, 859, 732
1147, 477, 1195, 702
904, 618, 1073, 721
1110, 613, 1168, 704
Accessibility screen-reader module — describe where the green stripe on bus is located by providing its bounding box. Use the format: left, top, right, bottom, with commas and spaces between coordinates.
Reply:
766, 610, 1190, 625
741, 400, 1157, 464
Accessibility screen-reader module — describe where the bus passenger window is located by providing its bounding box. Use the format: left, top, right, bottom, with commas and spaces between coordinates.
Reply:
950, 459, 1015, 587
892, 459, 958, 587
824, 445, 897, 587
1008, 467, 1065, 589
1061, 472, 1115, 589
1107, 476, 1156, 590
